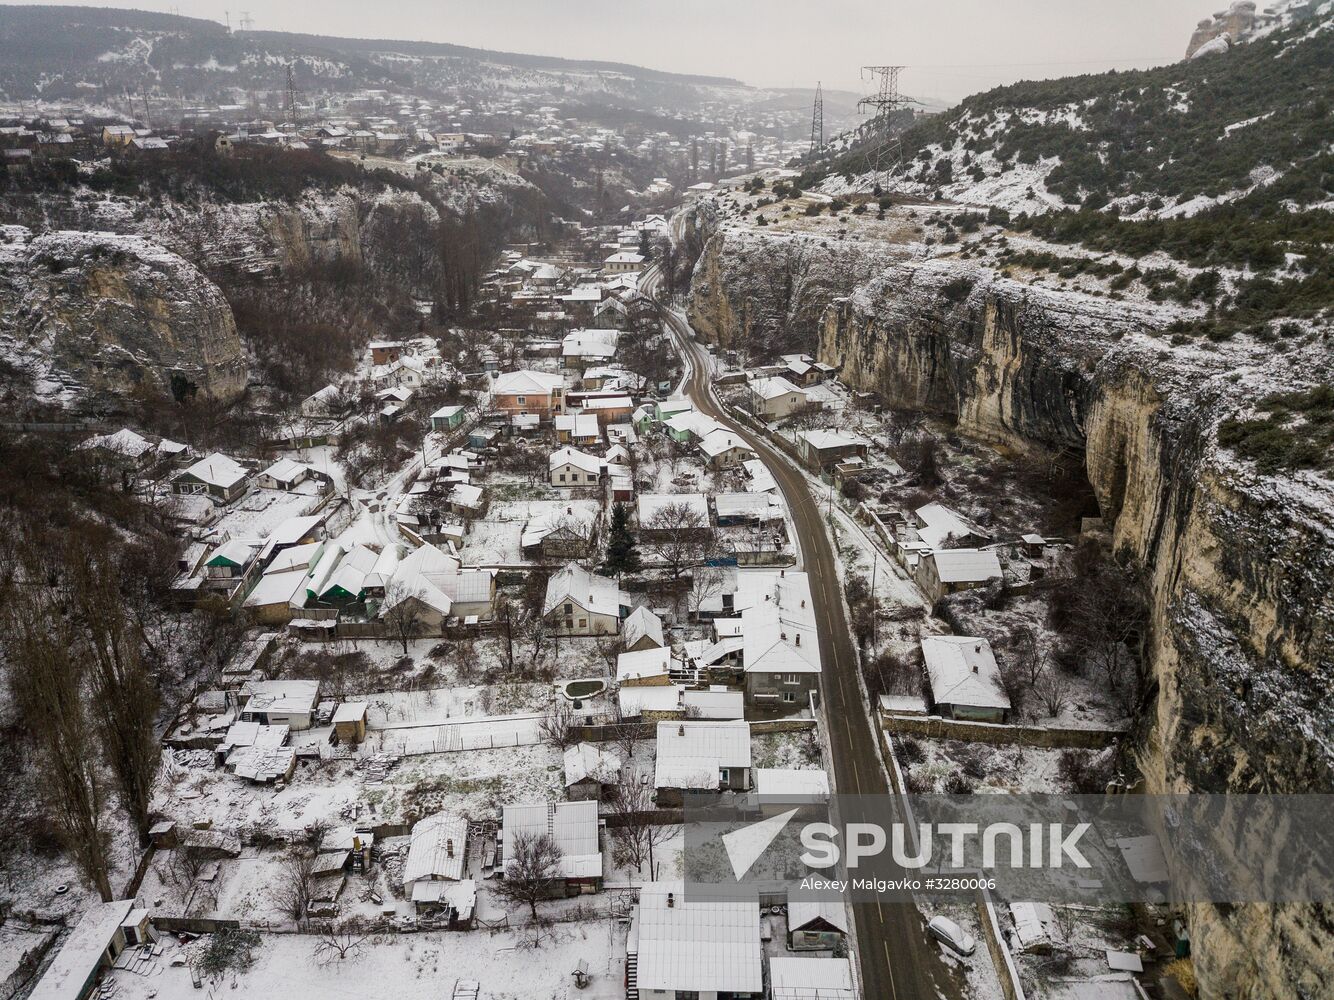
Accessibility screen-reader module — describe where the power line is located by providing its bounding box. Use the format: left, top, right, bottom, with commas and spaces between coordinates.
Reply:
856, 65, 918, 189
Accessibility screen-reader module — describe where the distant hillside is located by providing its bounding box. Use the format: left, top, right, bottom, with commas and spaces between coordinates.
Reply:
0, 4, 757, 108
812, 0, 1333, 220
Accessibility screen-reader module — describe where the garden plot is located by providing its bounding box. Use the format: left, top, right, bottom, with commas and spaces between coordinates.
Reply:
107, 919, 629, 1000
895, 737, 1081, 795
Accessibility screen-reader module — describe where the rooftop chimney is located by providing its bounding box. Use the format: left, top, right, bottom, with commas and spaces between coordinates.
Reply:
446, 839, 454, 857
795, 633, 801, 646
667, 892, 675, 908
678, 724, 685, 736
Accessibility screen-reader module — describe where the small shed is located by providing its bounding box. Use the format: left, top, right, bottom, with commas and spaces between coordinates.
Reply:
332, 702, 368, 745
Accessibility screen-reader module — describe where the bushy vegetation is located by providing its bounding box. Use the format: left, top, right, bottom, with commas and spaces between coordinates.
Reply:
1217, 384, 1334, 473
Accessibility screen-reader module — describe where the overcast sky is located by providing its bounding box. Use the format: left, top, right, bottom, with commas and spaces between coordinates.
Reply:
22, 0, 1211, 102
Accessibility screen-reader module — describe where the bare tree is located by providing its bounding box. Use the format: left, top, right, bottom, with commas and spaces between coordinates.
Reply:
495, 831, 563, 922
607, 776, 674, 879
1039, 666, 1072, 719
539, 698, 578, 751
69, 550, 161, 845
270, 849, 317, 924
312, 918, 373, 964
642, 501, 711, 610
4, 585, 113, 901
381, 581, 426, 655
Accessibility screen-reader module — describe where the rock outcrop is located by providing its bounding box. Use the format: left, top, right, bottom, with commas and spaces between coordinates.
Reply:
685, 223, 916, 357
0, 226, 247, 406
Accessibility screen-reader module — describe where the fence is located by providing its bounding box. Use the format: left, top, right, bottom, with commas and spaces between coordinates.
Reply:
882, 713, 1125, 750
977, 886, 1028, 1000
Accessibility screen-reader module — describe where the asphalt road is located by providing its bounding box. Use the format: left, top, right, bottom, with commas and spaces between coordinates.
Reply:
642, 263, 961, 1000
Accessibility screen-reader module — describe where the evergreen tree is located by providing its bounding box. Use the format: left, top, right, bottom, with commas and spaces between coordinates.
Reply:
638, 228, 652, 261
604, 503, 640, 575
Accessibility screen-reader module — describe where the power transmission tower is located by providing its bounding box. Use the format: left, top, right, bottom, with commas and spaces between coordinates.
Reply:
808, 82, 824, 160
285, 63, 298, 128
857, 65, 916, 189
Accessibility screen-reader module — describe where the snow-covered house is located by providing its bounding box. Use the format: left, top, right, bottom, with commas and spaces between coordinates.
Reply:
628, 881, 762, 999
404, 810, 468, 900
549, 446, 603, 487
237, 679, 320, 730
921, 635, 1011, 723
603, 250, 645, 274
912, 501, 988, 549
173, 453, 250, 503
653, 720, 752, 803
563, 743, 623, 801
430, 404, 467, 432
543, 564, 625, 635
798, 430, 870, 472
491, 369, 565, 420
617, 647, 675, 687
770, 956, 854, 999
26, 899, 148, 1000
748, 376, 807, 420
916, 547, 1003, 603
501, 800, 603, 893
699, 428, 753, 469
256, 457, 312, 492
622, 606, 666, 651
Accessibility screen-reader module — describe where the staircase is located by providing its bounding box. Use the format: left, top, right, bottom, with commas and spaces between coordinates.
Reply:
625, 952, 638, 1000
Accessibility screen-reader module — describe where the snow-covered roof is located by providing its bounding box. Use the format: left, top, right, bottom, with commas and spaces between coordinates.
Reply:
714, 493, 778, 520
634, 880, 761, 995
431, 404, 465, 419
27, 900, 137, 1000
405, 811, 468, 884
563, 743, 622, 787
180, 452, 249, 490
619, 683, 683, 717
754, 768, 830, 799
654, 720, 751, 789
926, 547, 1003, 584
604, 251, 645, 264
637, 492, 709, 525
79, 427, 154, 458
750, 376, 805, 401
240, 679, 319, 715
770, 956, 854, 999
622, 606, 665, 648
331, 702, 368, 725
502, 800, 602, 879
259, 457, 309, 483
786, 885, 851, 933
387, 542, 463, 617
914, 501, 982, 549
492, 369, 565, 396
243, 568, 308, 608
742, 615, 821, 675
550, 446, 603, 475
800, 429, 870, 451
921, 635, 1011, 712
681, 687, 745, 720
556, 413, 602, 438
617, 646, 673, 683
543, 564, 622, 618
699, 428, 752, 458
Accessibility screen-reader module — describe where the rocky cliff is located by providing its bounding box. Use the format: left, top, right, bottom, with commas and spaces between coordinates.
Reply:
822, 260, 1333, 999
685, 223, 916, 357
0, 225, 246, 406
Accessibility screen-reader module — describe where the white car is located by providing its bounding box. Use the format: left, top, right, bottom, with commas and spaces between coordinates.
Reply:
928, 915, 977, 956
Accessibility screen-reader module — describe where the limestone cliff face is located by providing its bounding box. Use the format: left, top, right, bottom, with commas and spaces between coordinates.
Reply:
685, 220, 916, 357
0, 226, 246, 405
815, 258, 1332, 999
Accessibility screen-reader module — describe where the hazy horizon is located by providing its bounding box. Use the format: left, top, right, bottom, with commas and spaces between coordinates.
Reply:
7, 0, 1214, 103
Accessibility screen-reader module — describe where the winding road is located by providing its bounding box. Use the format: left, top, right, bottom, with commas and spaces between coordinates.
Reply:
641, 260, 961, 1000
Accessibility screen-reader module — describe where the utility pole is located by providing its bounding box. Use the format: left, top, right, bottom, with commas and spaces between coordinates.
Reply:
808, 81, 824, 160
857, 65, 917, 189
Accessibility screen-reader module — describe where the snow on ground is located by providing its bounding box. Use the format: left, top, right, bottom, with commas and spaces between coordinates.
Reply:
108, 919, 630, 1000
